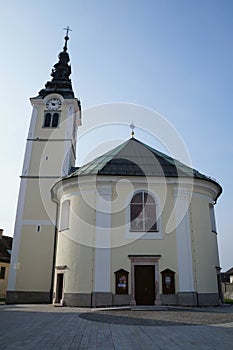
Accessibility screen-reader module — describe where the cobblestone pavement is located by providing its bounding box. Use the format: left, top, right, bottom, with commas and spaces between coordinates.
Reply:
0, 304, 233, 349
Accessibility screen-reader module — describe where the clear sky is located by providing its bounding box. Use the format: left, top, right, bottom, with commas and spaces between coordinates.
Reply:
0, 0, 232, 271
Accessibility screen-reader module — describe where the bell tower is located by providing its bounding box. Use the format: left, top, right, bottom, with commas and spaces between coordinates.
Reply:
6, 29, 81, 303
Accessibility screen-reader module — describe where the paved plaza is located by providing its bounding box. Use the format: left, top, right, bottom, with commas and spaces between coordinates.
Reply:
0, 304, 233, 349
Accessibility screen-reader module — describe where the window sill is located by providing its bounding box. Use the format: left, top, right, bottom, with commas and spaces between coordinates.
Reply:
129, 230, 159, 233
126, 230, 163, 240
42, 126, 60, 129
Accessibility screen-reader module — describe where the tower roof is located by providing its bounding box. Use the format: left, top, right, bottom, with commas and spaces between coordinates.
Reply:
37, 28, 75, 99
66, 138, 222, 198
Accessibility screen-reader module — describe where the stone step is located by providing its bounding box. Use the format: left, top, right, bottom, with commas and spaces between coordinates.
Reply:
131, 305, 169, 311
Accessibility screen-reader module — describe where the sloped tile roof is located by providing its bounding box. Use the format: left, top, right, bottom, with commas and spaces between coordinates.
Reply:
225, 268, 233, 275
67, 138, 220, 187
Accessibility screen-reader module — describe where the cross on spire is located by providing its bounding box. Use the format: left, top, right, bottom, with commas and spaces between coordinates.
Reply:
130, 121, 135, 138
63, 26, 72, 52
64, 26, 72, 37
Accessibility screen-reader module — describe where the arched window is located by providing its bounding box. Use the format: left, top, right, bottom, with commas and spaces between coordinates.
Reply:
44, 113, 52, 127
52, 113, 59, 127
209, 204, 217, 233
43, 112, 60, 128
59, 200, 70, 231
130, 191, 157, 232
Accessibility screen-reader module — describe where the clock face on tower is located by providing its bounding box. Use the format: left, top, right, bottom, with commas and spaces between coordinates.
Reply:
46, 98, 62, 110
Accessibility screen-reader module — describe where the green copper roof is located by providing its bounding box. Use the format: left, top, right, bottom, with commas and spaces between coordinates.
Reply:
66, 138, 221, 188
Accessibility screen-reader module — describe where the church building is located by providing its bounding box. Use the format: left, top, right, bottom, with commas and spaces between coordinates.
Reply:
6, 32, 223, 307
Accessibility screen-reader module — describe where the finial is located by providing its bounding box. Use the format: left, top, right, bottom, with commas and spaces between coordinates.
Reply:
63, 26, 72, 52
130, 121, 135, 138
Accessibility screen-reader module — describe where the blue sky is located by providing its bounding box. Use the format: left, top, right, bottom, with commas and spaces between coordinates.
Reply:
0, 0, 232, 271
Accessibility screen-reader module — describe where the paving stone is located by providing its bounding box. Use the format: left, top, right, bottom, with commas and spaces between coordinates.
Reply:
0, 304, 233, 349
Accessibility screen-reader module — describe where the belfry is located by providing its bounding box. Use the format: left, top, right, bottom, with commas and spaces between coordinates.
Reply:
7, 30, 81, 303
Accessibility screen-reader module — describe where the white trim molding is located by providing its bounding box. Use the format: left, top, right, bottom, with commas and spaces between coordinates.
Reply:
94, 186, 112, 292
174, 190, 195, 292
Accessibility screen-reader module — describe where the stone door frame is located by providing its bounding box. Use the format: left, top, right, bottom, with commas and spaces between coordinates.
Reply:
128, 255, 161, 306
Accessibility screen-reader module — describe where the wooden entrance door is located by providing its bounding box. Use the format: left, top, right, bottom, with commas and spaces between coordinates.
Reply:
135, 265, 155, 305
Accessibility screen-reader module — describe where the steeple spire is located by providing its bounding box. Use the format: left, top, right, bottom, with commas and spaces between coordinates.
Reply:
38, 27, 75, 99
63, 26, 72, 52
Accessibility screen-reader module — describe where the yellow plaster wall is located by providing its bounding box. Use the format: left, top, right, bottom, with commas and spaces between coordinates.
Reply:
55, 193, 96, 293
111, 231, 179, 295
23, 178, 57, 221
15, 225, 55, 291
54, 177, 220, 297
190, 195, 219, 293
28, 142, 69, 177
55, 233, 94, 293
110, 181, 179, 294
56, 180, 180, 295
